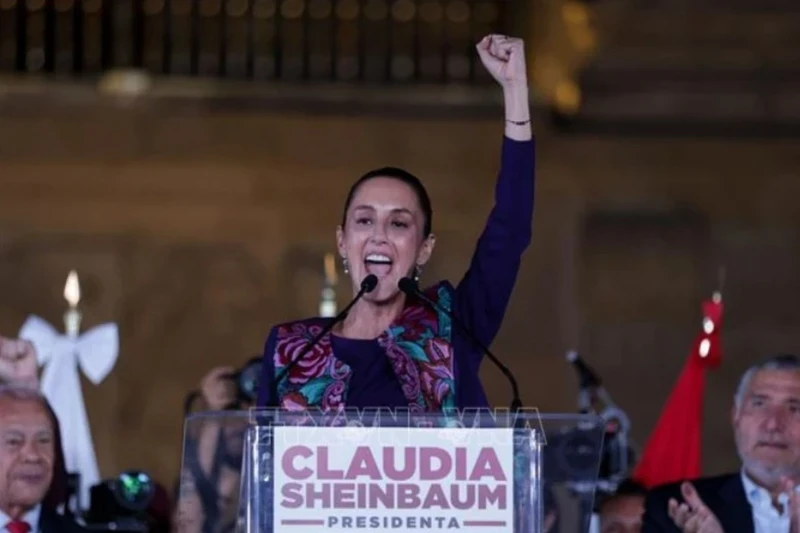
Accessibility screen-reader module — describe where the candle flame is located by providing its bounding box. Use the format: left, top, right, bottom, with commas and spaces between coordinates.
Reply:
324, 253, 337, 285
64, 270, 81, 307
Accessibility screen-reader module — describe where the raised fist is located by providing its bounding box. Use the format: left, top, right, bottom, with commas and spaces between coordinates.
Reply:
0, 336, 39, 389
476, 34, 528, 88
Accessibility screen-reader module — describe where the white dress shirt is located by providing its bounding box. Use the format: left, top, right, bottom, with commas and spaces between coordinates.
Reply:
0, 505, 42, 533
741, 469, 800, 533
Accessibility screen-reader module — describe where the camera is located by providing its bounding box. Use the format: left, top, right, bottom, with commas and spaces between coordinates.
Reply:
83, 471, 156, 533
228, 356, 262, 404
542, 422, 636, 490
184, 356, 263, 413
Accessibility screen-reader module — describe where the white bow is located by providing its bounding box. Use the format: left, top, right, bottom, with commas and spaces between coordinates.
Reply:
19, 315, 119, 510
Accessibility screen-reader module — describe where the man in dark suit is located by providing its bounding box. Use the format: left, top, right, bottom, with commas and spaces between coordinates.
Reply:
0, 385, 86, 533
643, 353, 800, 533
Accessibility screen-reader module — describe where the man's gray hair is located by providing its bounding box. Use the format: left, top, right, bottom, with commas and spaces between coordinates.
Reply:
734, 353, 800, 408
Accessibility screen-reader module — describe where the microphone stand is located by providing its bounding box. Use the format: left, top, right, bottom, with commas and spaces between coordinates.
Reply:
397, 278, 523, 413
565, 350, 635, 504
399, 278, 537, 532
271, 274, 378, 407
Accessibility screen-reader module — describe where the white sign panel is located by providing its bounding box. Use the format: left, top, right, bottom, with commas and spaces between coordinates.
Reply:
272, 426, 515, 532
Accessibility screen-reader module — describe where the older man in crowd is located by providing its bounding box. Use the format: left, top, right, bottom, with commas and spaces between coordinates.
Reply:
0, 384, 85, 533
0, 336, 80, 528
643, 353, 800, 533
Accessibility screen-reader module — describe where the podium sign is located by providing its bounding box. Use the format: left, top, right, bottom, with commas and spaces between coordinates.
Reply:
273, 426, 513, 531
176, 409, 604, 533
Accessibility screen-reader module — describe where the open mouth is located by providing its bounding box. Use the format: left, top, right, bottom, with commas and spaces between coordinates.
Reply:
364, 253, 393, 277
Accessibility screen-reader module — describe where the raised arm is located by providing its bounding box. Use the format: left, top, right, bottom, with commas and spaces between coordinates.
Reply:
452, 36, 535, 353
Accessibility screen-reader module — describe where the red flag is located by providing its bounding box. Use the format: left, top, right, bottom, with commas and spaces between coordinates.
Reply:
632, 293, 723, 488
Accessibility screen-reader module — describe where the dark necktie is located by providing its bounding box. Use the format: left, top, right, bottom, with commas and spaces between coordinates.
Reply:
6, 521, 31, 533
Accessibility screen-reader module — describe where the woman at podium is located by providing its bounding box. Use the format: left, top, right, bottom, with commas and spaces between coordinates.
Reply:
257, 34, 535, 412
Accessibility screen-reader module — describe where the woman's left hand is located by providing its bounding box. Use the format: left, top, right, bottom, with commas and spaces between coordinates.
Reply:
476, 34, 528, 89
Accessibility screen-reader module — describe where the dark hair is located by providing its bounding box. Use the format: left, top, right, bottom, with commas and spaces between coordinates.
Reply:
341, 167, 433, 237
43, 400, 69, 509
597, 478, 648, 511
614, 478, 648, 497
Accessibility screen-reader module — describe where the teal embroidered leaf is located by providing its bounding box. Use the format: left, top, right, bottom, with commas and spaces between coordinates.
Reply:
300, 378, 333, 404
437, 287, 453, 339
437, 286, 453, 312
399, 341, 431, 363
420, 330, 435, 342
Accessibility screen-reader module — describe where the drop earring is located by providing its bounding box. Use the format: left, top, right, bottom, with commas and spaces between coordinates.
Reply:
414, 265, 422, 282
342, 257, 349, 274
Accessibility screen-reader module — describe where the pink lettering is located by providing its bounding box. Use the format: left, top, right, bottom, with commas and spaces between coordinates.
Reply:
279, 483, 303, 508
382, 447, 415, 481
281, 445, 509, 486
282, 446, 313, 480
369, 483, 393, 508
317, 447, 344, 480
279, 482, 507, 510
470, 448, 506, 481
419, 447, 451, 481
332, 483, 356, 508
421, 484, 449, 509
454, 448, 467, 480
478, 484, 507, 510
305, 483, 330, 508
450, 484, 478, 509
345, 447, 381, 480
398, 483, 420, 509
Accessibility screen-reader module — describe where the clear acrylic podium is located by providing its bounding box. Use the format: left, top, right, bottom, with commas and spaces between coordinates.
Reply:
175, 409, 604, 533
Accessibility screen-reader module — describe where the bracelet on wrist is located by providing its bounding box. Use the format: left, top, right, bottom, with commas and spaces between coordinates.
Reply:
506, 119, 531, 126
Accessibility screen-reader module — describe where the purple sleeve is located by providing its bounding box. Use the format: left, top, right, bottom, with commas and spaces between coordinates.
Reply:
256, 327, 278, 407
452, 136, 535, 355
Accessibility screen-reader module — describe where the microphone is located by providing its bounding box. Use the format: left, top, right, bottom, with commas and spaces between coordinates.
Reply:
398, 277, 523, 412
564, 351, 635, 492
565, 350, 601, 389
565, 350, 617, 418
271, 274, 378, 406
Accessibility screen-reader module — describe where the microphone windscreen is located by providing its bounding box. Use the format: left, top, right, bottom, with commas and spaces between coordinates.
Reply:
397, 277, 418, 295
361, 274, 379, 293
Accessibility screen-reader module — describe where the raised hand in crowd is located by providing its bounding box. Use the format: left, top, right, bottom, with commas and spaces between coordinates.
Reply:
200, 366, 237, 411
544, 510, 557, 533
783, 477, 800, 533
0, 335, 39, 389
667, 482, 724, 533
